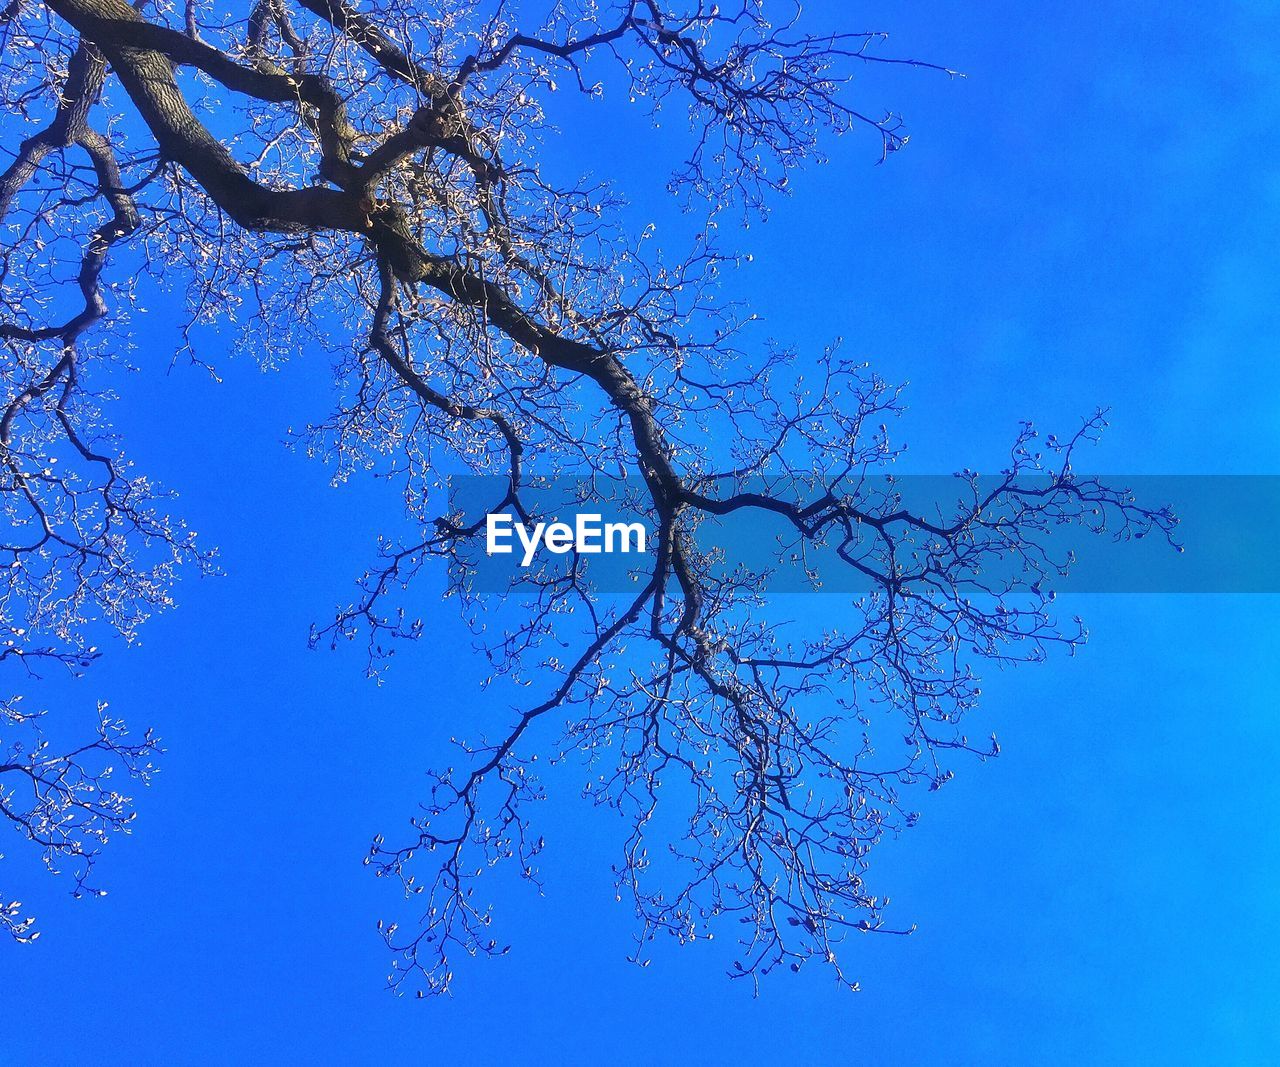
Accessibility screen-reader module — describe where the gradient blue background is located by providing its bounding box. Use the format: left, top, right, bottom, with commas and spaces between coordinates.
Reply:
4, 1, 1279, 1062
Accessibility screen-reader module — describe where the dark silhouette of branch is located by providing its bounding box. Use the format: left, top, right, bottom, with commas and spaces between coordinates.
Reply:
1, 0, 1173, 990
1, 695, 159, 942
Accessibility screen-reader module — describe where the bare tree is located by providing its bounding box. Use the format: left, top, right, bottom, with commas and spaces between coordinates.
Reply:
0, 0, 1174, 991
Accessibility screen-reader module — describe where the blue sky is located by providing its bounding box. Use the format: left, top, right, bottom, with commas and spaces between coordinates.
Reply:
5, 1, 1280, 1063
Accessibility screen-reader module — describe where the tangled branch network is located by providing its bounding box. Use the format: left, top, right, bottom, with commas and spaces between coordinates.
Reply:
0, 0, 1174, 991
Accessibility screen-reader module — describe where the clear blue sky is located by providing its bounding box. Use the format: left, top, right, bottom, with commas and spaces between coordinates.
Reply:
5, 1, 1279, 1063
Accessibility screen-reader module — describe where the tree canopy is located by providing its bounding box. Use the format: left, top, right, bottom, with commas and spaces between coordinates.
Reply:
0, 0, 1174, 993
